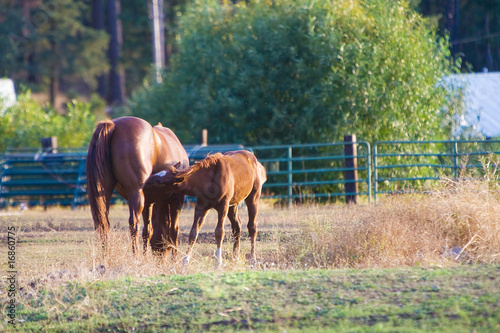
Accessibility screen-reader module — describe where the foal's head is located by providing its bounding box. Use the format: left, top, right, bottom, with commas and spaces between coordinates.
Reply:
144, 162, 185, 194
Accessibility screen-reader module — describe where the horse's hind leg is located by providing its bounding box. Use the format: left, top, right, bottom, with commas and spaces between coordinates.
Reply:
245, 195, 260, 266
227, 205, 242, 260
97, 181, 116, 253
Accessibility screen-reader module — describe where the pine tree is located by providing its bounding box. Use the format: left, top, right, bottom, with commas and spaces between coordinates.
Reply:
106, 0, 125, 105
0, 0, 109, 107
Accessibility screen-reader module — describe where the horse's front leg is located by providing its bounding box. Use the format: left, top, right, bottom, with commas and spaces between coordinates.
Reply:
150, 202, 170, 258
215, 201, 229, 269
167, 193, 185, 260
141, 203, 153, 255
183, 205, 209, 265
128, 190, 145, 256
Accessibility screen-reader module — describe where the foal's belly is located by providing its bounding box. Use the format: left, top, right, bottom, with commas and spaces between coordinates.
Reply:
229, 188, 252, 206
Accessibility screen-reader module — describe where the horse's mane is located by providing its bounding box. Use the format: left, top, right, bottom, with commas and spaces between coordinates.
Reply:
178, 153, 223, 177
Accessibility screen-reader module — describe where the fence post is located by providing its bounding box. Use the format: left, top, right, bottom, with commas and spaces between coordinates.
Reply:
373, 143, 378, 204
41, 137, 57, 153
200, 129, 208, 147
287, 146, 293, 207
366, 141, 372, 204
344, 135, 358, 204
453, 141, 459, 179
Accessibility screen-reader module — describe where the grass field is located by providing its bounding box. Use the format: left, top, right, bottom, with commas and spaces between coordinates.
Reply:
1, 177, 500, 332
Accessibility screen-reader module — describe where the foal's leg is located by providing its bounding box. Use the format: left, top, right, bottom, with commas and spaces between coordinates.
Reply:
127, 190, 145, 256
245, 195, 260, 265
183, 206, 209, 265
215, 201, 230, 268
227, 205, 242, 260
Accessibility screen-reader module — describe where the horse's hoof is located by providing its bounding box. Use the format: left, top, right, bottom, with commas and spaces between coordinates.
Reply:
182, 256, 190, 266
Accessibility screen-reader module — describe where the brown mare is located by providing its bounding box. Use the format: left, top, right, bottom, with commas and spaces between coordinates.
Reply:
86, 116, 189, 257
144, 150, 267, 267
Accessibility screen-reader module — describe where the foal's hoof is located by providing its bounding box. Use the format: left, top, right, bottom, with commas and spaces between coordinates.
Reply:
214, 249, 223, 269
248, 256, 258, 268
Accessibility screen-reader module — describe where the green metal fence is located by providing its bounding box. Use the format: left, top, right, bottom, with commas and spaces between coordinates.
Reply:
0, 145, 246, 209
1, 139, 499, 208
373, 139, 500, 203
251, 142, 372, 205
0, 149, 88, 209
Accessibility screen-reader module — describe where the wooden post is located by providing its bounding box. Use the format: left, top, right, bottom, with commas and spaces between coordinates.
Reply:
200, 129, 207, 147
41, 137, 58, 153
344, 135, 358, 204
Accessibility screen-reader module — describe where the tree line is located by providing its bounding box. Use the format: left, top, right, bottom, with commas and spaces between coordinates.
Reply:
1, 0, 498, 105
0, 0, 493, 149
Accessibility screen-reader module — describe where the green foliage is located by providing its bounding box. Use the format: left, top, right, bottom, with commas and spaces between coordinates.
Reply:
0, 91, 96, 152
130, 0, 459, 145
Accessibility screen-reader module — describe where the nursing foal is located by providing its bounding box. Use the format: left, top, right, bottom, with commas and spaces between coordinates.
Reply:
144, 150, 267, 267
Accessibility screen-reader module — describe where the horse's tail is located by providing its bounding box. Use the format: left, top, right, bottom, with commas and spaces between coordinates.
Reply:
86, 120, 115, 236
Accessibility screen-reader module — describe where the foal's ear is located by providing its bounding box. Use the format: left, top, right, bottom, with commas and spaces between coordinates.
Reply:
173, 176, 185, 185
173, 161, 182, 169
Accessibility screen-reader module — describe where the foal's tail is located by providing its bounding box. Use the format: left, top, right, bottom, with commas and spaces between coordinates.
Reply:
86, 120, 115, 237
258, 162, 267, 185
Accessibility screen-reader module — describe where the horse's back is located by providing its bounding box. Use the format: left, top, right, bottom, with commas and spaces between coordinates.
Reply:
110, 117, 188, 195
152, 125, 189, 172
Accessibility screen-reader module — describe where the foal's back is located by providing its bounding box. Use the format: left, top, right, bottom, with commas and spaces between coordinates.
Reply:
212, 151, 255, 205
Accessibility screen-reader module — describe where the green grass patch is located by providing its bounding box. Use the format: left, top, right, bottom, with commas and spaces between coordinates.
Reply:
5, 265, 500, 332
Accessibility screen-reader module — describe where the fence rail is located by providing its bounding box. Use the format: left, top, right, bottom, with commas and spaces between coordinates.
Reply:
250, 142, 371, 205
1, 139, 499, 208
373, 139, 500, 203
0, 151, 87, 209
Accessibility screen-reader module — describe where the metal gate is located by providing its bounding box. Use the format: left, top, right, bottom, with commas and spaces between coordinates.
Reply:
373, 139, 500, 203
251, 142, 371, 205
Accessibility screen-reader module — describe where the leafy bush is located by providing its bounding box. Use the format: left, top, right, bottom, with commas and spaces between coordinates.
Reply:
130, 0, 460, 145
0, 91, 96, 152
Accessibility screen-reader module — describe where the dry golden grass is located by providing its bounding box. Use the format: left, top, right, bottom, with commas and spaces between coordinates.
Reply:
1, 175, 499, 292
275, 176, 500, 269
